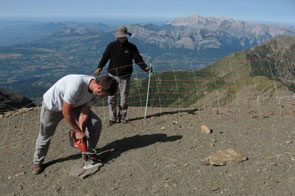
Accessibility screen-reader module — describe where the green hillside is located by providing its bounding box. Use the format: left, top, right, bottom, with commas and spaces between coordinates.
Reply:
246, 36, 295, 92
127, 36, 295, 108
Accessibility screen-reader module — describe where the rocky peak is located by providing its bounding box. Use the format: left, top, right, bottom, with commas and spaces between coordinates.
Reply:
167, 15, 236, 27
166, 15, 294, 38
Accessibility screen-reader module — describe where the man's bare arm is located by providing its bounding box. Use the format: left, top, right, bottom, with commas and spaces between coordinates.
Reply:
62, 101, 85, 140
79, 105, 90, 132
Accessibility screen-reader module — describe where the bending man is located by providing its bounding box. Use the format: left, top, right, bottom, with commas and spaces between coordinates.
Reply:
32, 75, 117, 175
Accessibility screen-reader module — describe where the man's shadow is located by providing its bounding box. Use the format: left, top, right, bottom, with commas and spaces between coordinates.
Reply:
128, 108, 199, 122
44, 133, 182, 168
96, 133, 182, 163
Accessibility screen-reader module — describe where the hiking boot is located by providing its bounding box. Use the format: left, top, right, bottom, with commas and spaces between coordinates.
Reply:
108, 120, 116, 127
121, 118, 129, 124
32, 164, 44, 175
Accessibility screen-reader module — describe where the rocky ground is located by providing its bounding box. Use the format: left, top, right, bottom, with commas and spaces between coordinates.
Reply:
1, 100, 295, 196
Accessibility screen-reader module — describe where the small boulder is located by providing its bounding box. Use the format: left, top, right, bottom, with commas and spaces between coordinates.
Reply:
201, 125, 212, 134
206, 148, 248, 166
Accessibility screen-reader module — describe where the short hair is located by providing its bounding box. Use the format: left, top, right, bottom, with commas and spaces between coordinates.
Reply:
95, 76, 118, 96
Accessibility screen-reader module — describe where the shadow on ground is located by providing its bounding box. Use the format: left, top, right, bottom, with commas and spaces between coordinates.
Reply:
129, 108, 199, 122
44, 133, 183, 169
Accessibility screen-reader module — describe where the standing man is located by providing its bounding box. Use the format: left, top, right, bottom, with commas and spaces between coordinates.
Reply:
32, 75, 118, 175
94, 26, 151, 126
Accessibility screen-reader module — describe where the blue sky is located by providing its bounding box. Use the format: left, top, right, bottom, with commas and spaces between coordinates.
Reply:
0, 0, 294, 24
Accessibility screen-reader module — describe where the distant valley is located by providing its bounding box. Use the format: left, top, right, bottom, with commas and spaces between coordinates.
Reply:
1, 36, 295, 113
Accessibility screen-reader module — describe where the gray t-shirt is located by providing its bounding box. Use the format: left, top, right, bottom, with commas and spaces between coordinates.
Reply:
43, 74, 96, 111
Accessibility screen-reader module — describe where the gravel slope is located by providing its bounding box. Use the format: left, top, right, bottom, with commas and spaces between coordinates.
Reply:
1, 103, 295, 196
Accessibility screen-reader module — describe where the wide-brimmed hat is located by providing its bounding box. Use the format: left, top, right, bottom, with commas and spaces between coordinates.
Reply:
114, 26, 132, 38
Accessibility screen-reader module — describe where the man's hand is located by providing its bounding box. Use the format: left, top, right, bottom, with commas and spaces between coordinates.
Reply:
74, 129, 85, 141
94, 68, 102, 75
145, 67, 153, 73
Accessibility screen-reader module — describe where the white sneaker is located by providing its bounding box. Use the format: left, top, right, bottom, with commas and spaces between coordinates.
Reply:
82, 159, 103, 170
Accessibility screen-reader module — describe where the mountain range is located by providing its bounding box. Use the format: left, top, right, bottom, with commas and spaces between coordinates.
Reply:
0, 20, 114, 47
0, 15, 294, 99
133, 15, 295, 55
